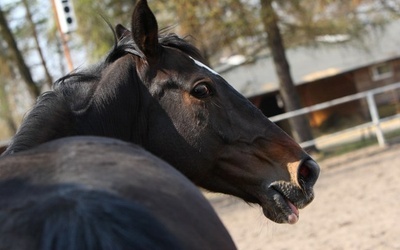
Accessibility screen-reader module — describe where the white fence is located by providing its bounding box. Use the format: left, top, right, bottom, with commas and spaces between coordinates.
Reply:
269, 81, 400, 149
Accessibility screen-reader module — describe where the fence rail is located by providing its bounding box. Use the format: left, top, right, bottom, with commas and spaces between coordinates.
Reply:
269, 81, 400, 149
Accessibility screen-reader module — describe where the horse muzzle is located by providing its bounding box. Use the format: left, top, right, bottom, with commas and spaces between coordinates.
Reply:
263, 159, 320, 224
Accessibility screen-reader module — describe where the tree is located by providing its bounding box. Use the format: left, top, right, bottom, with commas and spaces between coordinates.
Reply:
0, 5, 39, 99
71, 0, 260, 65
379, 0, 400, 18
260, 0, 317, 151
0, 81, 17, 135
0, 43, 17, 135
73, 0, 136, 61
155, 0, 260, 66
258, 0, 397, 151
21, 0, 53, 88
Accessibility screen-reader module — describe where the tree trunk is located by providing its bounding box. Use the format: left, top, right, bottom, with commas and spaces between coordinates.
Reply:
22, 0, 53, 89
260, 0, 317, 152
0, 81, 17, 134
0, 6, 40, 99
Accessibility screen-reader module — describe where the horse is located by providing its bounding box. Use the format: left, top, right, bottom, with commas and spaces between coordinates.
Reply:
2, 0, 319, 224
0, 136, 236, 250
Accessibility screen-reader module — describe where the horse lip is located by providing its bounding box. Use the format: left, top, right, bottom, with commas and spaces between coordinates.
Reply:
269, 185, 297, 208
268, 186, 300, 223
269, 181, 315, 209
259, 183, 314, 224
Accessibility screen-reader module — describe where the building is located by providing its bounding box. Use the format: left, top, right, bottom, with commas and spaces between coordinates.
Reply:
219, 19, 400, 133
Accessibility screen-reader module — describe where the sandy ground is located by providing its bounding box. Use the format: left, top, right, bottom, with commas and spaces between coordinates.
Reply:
208, 143, 400, 250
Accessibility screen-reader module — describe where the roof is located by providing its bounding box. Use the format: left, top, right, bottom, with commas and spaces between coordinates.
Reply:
218, 19, 400, 97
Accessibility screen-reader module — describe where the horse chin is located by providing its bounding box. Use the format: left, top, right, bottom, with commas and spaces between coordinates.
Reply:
216, 183, 304, 224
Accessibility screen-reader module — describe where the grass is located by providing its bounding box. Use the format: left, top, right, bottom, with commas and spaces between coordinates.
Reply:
315, 128, 400, 161
310, 101, 400, 160
315, 138, 378, 160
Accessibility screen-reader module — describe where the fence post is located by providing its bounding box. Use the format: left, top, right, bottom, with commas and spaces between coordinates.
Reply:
366, 92, 386, 147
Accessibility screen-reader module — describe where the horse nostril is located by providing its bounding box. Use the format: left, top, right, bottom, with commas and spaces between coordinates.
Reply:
298, 159, 320, 189
299, 164, 310, 178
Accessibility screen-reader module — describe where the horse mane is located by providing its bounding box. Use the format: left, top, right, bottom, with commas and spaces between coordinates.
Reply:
0, 179, 183, 250
158, 33, 204, 61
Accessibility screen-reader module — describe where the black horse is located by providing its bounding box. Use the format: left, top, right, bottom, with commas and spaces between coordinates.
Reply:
2, 0, 319, 224
0, 136, 236, 250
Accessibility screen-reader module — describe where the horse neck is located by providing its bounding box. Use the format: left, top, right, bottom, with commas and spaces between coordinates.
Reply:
73, 57, 150, 145
2, 56, 149, 156
2, 92, 75, 156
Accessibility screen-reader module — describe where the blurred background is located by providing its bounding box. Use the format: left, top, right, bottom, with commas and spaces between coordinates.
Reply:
1, 0, 400, 156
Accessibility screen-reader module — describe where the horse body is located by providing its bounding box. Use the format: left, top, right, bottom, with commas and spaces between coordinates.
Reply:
0, 136, 236, 250
2, 0, 319, 225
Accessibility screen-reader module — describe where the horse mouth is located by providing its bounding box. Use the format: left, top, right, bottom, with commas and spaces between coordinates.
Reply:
263, 188, 299, 224
257, 184, 314, 224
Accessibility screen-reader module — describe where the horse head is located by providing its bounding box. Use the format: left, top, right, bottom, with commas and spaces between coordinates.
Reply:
113, 0, 319, 224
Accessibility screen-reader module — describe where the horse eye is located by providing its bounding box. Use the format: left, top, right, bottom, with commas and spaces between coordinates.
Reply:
191, 83, 212, 99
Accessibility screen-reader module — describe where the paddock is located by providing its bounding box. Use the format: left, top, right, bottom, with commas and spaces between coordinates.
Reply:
209, 142, 400, 249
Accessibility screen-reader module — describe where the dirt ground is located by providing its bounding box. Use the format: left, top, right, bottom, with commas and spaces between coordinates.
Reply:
208, 143, 400, 250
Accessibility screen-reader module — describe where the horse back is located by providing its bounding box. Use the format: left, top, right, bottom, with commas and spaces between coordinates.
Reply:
0, 136, 236, 250
0, 179, 183, 250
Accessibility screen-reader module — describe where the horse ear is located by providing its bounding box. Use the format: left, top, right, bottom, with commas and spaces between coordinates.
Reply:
115, 24, 130, 41
131, 0, 160, 60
